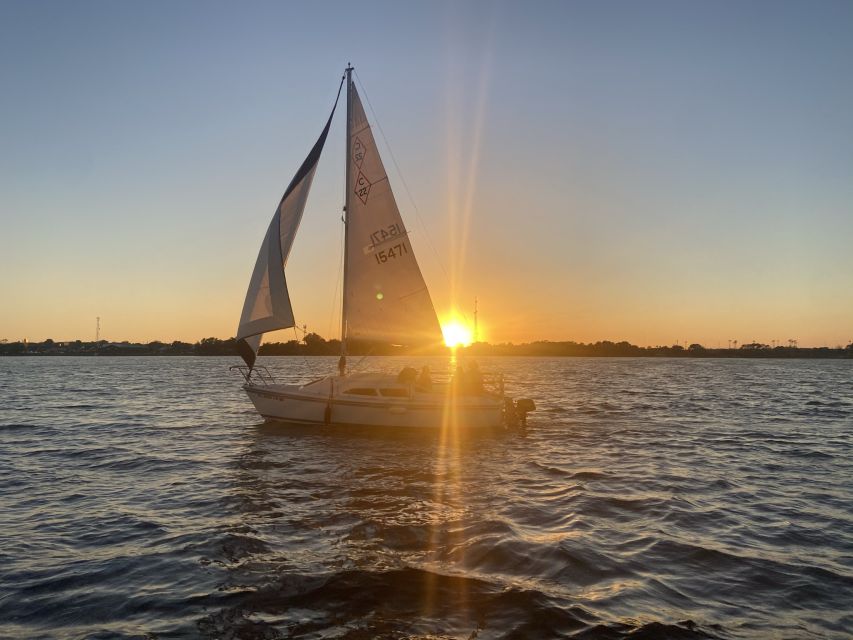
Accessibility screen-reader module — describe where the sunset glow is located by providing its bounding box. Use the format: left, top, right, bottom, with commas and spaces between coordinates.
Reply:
441, 321, 473, 348
0, 3, 851, 349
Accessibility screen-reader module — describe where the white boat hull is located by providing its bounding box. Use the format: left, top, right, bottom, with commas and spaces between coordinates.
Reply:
244, 374, 504, 429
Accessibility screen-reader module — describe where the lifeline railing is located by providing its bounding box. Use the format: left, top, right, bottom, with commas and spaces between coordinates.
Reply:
229, 365, 276, 386
229, 364, 504, 395
383, 368, 505, 397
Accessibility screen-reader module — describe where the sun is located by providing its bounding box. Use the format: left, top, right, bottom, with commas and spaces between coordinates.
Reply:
442, 321, 473, 348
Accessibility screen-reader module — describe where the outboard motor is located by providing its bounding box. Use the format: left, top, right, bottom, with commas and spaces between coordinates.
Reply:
514, 398, 536, 426
504, 398, 519, 428
504, 397, 536, 428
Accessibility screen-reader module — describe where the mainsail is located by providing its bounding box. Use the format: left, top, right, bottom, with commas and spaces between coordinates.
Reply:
236, 82, 342, 368
343, 85, 443, 346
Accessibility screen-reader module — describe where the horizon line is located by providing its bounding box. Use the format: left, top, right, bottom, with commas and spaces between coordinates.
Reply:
3, 336, 852, 350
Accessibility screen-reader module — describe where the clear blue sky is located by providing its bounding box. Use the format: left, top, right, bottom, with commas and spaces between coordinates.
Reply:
1, 0, 851, 346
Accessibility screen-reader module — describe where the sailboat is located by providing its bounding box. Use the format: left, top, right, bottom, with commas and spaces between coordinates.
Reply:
231, 65, 534, 429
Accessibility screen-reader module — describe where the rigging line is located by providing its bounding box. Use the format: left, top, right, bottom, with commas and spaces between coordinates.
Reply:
350, 347, 375, 373
292, 75, 348, 347
328, 219, 345, 340
352, 69, 451, 285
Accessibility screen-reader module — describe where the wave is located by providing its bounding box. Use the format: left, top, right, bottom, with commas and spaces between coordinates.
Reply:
196, 567, 721, 639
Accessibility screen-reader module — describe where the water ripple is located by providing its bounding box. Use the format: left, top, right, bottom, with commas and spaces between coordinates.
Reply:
1, 356, 851, 638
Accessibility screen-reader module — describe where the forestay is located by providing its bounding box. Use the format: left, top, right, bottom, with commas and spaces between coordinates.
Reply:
343, 86, 442, 346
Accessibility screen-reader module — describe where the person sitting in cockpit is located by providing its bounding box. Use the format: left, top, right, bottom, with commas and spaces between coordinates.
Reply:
397, 366, 418, 384
416, 365, 432, 391
467, 361, 484, 394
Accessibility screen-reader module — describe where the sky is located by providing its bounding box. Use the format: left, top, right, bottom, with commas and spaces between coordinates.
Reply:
1, 0, 851, 347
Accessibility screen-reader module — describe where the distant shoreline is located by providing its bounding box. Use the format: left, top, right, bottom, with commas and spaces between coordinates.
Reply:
2, 337, 851, 359
3, 354, 852, 359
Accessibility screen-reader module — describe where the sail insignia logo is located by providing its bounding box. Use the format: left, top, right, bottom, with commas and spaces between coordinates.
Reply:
354, 171, 372, 204
352, 137, 366, 169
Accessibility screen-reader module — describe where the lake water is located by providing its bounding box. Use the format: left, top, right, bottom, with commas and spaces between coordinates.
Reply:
1, 356, 851, 639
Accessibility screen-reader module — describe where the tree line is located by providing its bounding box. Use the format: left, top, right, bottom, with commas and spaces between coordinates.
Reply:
1, 336, 851, 358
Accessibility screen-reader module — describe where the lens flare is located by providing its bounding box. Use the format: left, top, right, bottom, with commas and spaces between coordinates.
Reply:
442, 321, 473, 348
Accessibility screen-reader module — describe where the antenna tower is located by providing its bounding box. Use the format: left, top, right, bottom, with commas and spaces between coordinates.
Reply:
96, 317, 100, 342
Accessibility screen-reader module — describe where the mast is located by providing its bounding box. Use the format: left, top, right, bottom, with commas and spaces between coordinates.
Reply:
340, 63, 353, 375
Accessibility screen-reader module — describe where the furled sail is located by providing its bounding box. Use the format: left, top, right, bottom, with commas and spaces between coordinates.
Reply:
236, 83, 342, 368
343, 86, 443, 346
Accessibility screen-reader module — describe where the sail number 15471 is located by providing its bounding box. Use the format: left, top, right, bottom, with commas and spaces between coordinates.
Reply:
375, 242, 408, 264
370, 223, 405, 247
